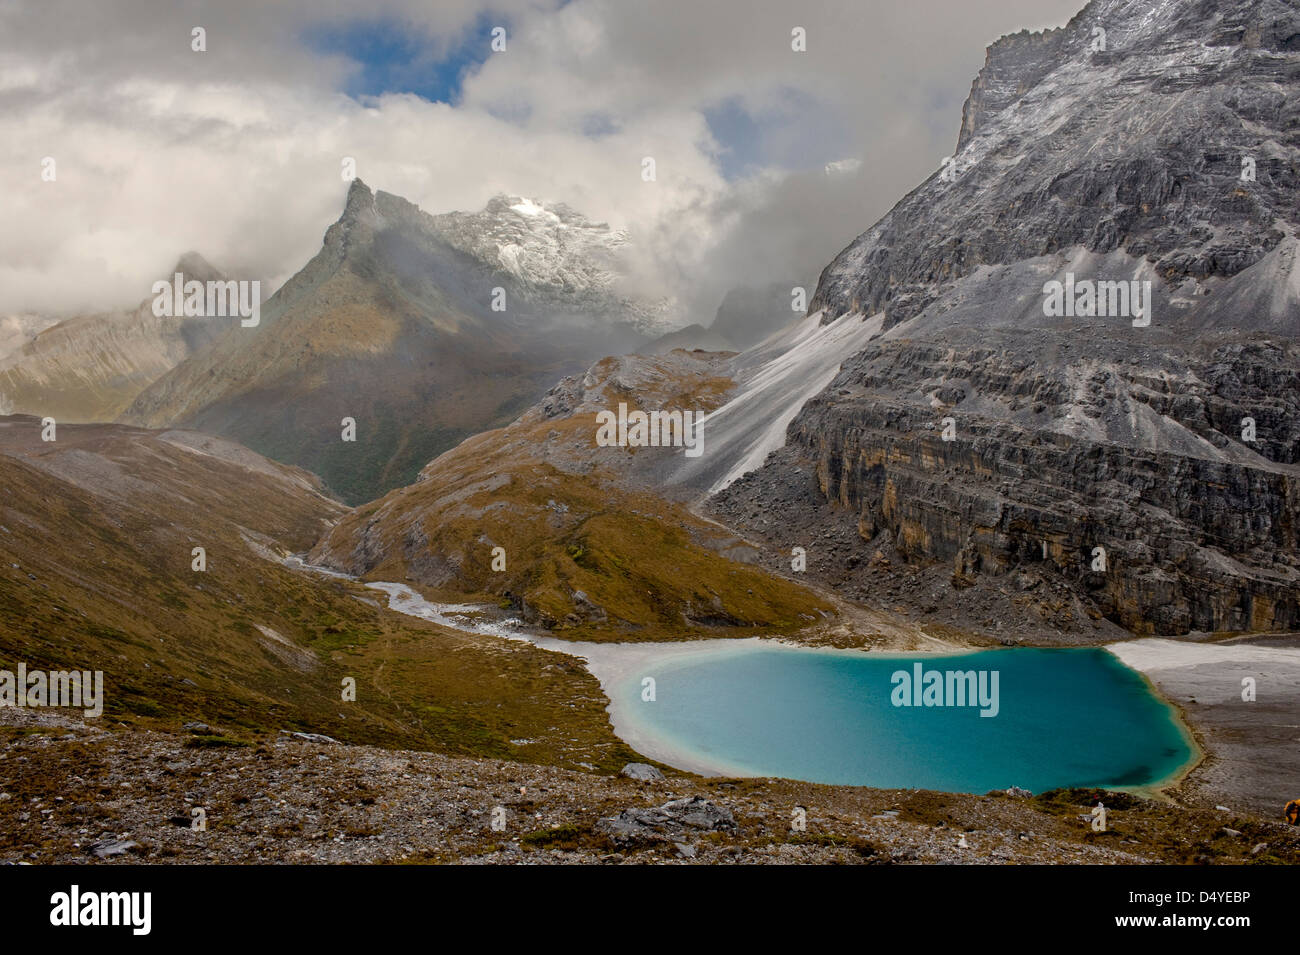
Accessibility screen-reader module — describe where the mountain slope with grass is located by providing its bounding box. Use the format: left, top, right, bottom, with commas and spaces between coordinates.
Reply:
0, 414, 636, 770
310, 348, 832, 641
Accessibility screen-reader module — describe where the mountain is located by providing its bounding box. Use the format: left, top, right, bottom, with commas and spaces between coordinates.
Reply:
0, 253, 229, 422
639, 322, 736, 355
710, 0, 1300, 638
709, 283, 807, 351
426, 194, 680, 337
812, 0, 1300, 328
298, 0, 1300, 641
123, 181, 681, 504
640, 283, 811, 355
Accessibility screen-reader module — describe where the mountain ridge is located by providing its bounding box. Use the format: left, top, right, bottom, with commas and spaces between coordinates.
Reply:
122, 180, 679, 503
813, 0, 1300, 328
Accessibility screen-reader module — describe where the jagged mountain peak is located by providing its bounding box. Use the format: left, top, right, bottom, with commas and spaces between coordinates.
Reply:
343, 175, 375, 212
958, 0, 1300, 152
168, 251, 225, 283
163, 252, 227, 289
813, 0, 1300, 329
121, 176, 682, 502
427, 191, 676, 335
311, 182, 676, 334
483, 192, 580, 220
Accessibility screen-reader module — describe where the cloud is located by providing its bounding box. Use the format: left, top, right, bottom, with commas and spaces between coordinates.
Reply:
0, 0, 1084, 319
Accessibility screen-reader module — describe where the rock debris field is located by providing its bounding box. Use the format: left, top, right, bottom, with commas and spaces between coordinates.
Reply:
3, 709, 1297, 865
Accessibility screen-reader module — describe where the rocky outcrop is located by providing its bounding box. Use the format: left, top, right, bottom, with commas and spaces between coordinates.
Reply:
787, 392, 1299, 635
596, 796, 736, 845
715, 331, 1300, 636
619, 763, 666, 781
957, 27, 1068, 152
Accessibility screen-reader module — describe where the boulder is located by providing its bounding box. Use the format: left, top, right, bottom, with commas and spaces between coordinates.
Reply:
619, 763, 665, 782
283, 731, 339, 745
86, 838, 138, 859
597, 796, 736, 845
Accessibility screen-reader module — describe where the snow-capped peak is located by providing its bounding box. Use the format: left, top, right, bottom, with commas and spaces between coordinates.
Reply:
428, 194, 681, 336
507, 197, 551, 219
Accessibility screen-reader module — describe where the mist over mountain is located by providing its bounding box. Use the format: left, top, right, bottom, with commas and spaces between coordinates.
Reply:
122, 180, 684, 503
300, 0, 1300, 640
0, 254, 230, 422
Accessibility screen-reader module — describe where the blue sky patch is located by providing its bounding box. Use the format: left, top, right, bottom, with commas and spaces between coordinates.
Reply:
705, 90, 857, 180
703, 99, 764, 180
304, 15, 499, 104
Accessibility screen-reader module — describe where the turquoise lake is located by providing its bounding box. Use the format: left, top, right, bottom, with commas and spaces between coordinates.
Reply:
611, 646, 1195, 794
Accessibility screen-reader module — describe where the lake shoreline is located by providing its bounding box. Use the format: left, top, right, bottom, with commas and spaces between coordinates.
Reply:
1106, 636, 1300, 818
310, 566, 1292, 819
361, 576, 1196, 795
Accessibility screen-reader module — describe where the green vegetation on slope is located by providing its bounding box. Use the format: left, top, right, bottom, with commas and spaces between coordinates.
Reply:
0, 417, 638, 771
315, 359, 833, 641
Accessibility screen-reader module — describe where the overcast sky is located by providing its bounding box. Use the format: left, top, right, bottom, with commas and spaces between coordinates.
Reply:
1, 0, 1085, 318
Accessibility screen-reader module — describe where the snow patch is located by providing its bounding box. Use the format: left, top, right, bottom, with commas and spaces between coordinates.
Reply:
666, 310, 882, 495
508, 197, 548, 218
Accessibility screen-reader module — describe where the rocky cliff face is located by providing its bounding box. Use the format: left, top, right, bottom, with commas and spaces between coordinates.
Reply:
812, 0, 1300, 328
784, 349, 1300, 635
713, 0, 1300, 638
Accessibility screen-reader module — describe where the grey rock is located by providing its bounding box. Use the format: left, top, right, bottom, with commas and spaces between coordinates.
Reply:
86, 838, 138, 859
619, 762, 665, 782
813, 0, 1300, 328
596, 796, 736, 845
713, 0, 1300, 639
287, 732, 339, 745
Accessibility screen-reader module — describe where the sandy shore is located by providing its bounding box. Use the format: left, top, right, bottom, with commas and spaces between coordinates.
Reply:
539, 638, 770, 777
1107, 635, 1300, 818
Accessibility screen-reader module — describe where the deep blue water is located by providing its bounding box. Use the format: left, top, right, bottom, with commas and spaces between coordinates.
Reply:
615, 646, 1193, 794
